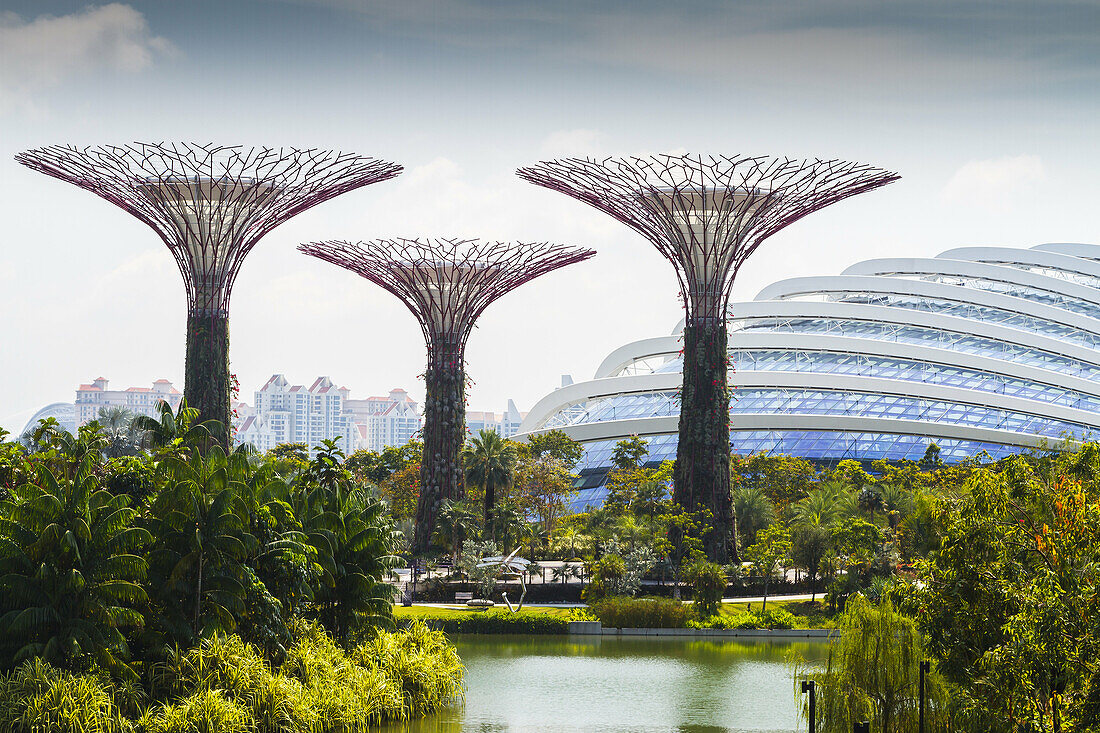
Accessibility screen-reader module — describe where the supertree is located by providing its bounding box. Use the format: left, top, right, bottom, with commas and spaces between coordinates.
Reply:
299, 238, 595, 554
517, 154, 899, 562
16, 143, 402, 448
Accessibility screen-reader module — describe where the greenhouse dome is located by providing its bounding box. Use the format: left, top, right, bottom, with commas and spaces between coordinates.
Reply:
517, 243, 1100, 511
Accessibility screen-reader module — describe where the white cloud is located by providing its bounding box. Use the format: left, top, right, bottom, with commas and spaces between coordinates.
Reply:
941, 155, 1047, 211
0, 4, 171, 112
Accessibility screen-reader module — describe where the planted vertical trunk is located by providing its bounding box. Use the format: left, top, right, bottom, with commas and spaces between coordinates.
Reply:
185, 310, 232, 450
413, 342, 465, 554
673, 321, 736, 563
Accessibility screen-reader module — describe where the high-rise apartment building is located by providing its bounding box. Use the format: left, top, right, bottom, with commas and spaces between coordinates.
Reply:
345, 388, 423, 452
75, 377, 183, 426
237, 375, 356, 454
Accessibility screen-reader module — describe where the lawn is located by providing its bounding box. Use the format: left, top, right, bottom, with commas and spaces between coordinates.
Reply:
718, 598, 840, 629
394, 598, 838, 630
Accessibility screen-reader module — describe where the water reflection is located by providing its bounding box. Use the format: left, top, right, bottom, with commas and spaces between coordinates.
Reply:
380, 634, 827, 733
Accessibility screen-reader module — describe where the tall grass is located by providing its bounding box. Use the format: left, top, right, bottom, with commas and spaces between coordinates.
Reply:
588, 596, 692, 628
0, 622, 464, 733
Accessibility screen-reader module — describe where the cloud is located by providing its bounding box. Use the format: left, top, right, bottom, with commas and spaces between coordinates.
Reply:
0, 4, 172, 112
940, 155, 1047, 211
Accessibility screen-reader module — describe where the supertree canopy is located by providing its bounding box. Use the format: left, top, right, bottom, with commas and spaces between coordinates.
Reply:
518, 154, 899, 561
299, 237, 595, 554
16, 143, 402, 448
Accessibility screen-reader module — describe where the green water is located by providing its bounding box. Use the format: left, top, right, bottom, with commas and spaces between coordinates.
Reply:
383, 634, 827, 733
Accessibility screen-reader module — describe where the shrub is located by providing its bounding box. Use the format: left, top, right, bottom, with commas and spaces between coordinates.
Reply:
141, 689, 252, 733
0, 624, 464, 733
758, 607, 796, 629
588, 596, 691, 628
407, 610, 570, 635
0, 658, 130, 733
684, 560, 727, 618
582, 554, 626, 601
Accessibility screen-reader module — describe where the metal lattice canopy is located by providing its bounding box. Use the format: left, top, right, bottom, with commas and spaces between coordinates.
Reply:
298, 237, 597, 352
517, 154, 899, 324
15, 143, 403, 315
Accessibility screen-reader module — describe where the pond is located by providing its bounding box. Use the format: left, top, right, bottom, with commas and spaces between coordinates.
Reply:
381, 634, 828, 733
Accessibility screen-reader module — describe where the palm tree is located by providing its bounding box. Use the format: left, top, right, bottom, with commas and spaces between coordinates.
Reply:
732, 485, 776, 549
290, 441, 397, 642
489, 499, 525, 550
131, 399, 205, 451
436, 499, 479, 565
462, 429, 517, 536
95, 406, 141, 458
0, 451, 152, 676
145, 446, 256, 643
791, 480, 849, 529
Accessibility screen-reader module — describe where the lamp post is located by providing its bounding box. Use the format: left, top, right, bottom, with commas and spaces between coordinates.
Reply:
919, 659, 930, 733
800, 680, 815, 733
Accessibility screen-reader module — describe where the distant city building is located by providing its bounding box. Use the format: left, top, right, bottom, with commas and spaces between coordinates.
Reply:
345, 388, 422, 452
466, 400, 527, 439
75, 377, 183, 426
23, 374, 521, 456
237, 375, 355, 454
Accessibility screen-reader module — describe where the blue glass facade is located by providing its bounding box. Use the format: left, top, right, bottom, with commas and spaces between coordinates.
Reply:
519, 244, 1100, 511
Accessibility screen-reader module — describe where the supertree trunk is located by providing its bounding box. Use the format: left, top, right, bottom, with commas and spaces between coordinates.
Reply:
185, 310, 232, 449
673, 321, 735, 563
15, 143, 402, 454
299, 237, 595, 557
415, 342, 466, 554
517, 154, 898, 563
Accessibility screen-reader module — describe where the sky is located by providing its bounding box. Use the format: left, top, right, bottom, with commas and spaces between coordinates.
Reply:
2, 0, 1100, 432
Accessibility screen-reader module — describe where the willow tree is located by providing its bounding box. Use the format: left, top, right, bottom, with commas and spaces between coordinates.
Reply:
16, 143, 402, 448
518, 154, 898, 561
299, 237, 595, 553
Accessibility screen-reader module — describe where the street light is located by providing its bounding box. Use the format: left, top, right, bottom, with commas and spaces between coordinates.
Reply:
920, 660, 930, 733
800, 680, 815, 733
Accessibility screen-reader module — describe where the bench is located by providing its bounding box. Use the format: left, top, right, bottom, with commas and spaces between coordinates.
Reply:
454, 591, 474, 602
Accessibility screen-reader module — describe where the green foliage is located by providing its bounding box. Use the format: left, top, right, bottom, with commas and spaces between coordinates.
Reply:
610, 436, 649, 471
462, 429, 518, 532
0, 658, 131, 733
457, 540, 501, 599
410, 609, 570, 635
731, 484, 776, 548
684, 560, 726, 618
743, 522, 792, 611
588, 596, 692, 629
732, 453, 818, 512
0, 624, 463, 732
0, 456, 151, 676
583, 554, 625, 601
292, 441, 396, 644
689, 607, 797, 630
346, 441, 421, 484
145, 446, 256, 644
793, 595, 951, 732
522, 430, 584, 467
902, 451, 1100, 730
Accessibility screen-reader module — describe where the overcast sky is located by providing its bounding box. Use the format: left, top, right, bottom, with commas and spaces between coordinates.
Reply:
2, 0, 1100, 431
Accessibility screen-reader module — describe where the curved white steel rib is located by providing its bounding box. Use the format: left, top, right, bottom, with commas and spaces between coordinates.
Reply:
527, 413, 1061, 451
518, 242, 1100, 496
841, 257, 1100, 311
753, 275, 1100, 339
